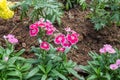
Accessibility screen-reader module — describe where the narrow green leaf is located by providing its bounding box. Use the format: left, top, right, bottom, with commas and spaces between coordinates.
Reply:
25, 67, 39, 79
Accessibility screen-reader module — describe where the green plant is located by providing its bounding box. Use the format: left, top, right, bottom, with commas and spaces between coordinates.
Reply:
26, 19, 84, 80
80, 44, 120, 80
25, 46, 84, 80
0, 35, 32, 80
61, 0, 87, 10
89, 0, 120, 30
20, 0, 63, 25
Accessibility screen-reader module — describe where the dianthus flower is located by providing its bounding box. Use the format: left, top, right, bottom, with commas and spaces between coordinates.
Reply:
54, 34, 66, 44
66, 33, 79, 45
4, 34, 18, 44
40, 42, 50, 51
61, 40, 71, 47
29, 24, 39, 36
116, 59, 120, 67
99, 44, 116, 54
110, 64, 118, 70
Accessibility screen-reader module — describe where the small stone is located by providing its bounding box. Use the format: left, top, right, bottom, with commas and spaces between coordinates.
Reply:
22, 43, 26, 48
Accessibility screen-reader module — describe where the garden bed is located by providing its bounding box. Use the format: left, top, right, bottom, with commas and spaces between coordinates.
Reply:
0, 8, 120, 66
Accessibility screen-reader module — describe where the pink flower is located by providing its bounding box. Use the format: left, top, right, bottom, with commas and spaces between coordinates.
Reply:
116, 59, 120, 66
99, 44, 116, 54
29, 24, 38, 29
61, 40, 71, 47
99, 48, 106, 54
65, 27, 71, 32
29, 28, 39, 36
110, 64, 118, 70
66, 33, 79, 45
35, 20, 45, 28
40, 42, 50, 51
54, 34, 66, 44
3, 34, 15, 39
46, 27, 56, 35
57, 47, 65, 52
8, 38, 18, 44
4, 34, 18, 44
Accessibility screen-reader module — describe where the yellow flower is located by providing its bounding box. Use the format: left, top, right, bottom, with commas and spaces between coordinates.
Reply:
0, 0, 14, 19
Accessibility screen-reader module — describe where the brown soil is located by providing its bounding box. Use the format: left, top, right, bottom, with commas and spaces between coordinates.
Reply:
0, 8, 120, 65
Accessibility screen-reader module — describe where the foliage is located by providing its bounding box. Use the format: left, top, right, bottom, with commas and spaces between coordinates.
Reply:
0, 36, 32, 80
25, 46, 84, 80
20, 0, 63, 25
60, 0, 87, 10
80, 45, 120, 80
89, 0, 120, 30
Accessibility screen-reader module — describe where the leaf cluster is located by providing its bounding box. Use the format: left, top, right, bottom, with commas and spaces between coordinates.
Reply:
20, 0, 63, 25
80, 49, 120, 80
0, 42, 32, 80
89, 0, 120, 30
60, 0, 87, 10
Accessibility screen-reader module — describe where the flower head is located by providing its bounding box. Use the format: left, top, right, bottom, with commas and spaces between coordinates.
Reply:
66, 33, 79, 45
40, 42, 50, 51
99, 48, 106, 54
29, 28, 39, 36
110, 64, 118, 70
57, 47, 65, 52
61, 40, 71, 48
54, 34, 66, 44
99, 44, 116, 54
116, 59, 120, 66
4, 34, 18, 44
46, 27, 56, 35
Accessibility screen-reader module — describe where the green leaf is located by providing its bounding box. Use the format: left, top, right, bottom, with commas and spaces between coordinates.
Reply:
25, 67, 39, 79
52, 69, 68, 80
41, 75, 47, 80
46, 62, 52, 73
38, 65, 46, 73
21, 63, 32, 72
8, 57, 18, 65
0, 64, 5, 70
7, 70, 22, 78
15, 49, 25, 56
87, 75, 97, 80
64, 47, 71, 54
66, 68, 84, 80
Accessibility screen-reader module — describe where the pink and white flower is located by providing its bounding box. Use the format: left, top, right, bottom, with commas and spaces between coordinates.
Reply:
110, 64, 118, 70
29, 28, 39, 36
54, 34, 66, 44
35, 21, 45, 28
46, 27, 56, 35
66, 33, 79, 45
61, 40, 71, 47
29, 24, 38, 29
40, 42, 50, 51
57, 47, 65, 52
